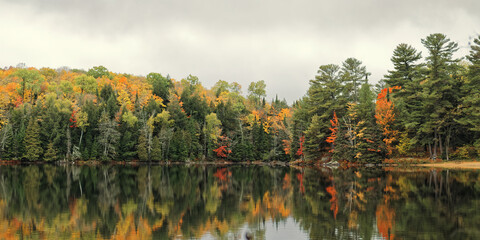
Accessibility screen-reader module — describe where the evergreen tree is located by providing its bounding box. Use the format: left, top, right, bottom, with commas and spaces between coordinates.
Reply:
459, 35, 480, 133
384, 43, 424, 146
151, 135, 162, 161
23, 118, 43, 161
341, 58, 369, 103
147, 72, 173, 104
304, 115, 323, 160
354, 83, 383, 163
44, 142, 58, 162
420, 33, 460, 160
137, 131, 148, 161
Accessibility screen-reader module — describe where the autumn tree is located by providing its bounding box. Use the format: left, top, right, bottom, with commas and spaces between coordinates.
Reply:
203, 113, 222, 158
74, 74, 97, 94
375, 86, 401, 157
12, 68, 45, 103
355, 83, 383, 163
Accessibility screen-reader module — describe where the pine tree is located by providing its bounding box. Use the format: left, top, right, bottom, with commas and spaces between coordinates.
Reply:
460, 35, 480, 132
341, 58, 369, 103
305, 64, 346, 156
44, 142, 58, 162
384, 43, 424, 147
420, 33, 460, 160
151, 135, 162, 161
23, 118, 43, 161
304, 115, 324, 160
355, 83, 383, 163
137, 131, 148, 161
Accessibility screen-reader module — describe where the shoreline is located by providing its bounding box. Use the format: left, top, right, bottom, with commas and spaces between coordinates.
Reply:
416, 161, 480, 169
1, 159, 480, 169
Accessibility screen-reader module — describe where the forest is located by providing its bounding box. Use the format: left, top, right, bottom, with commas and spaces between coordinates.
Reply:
0, 33, 479, 163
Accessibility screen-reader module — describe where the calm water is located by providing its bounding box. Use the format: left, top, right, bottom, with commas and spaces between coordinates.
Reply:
0, 164, 479, 239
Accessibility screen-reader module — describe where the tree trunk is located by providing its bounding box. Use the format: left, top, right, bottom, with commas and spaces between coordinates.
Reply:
446, 127, 451, 161
66, 126, 72, 160
428, 142, 432, 159
79, 128, 84, 149
433, 130, 438, 160
438, 132, 443, 159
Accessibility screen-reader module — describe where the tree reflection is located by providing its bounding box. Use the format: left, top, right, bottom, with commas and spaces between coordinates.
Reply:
0, 165, 478, 239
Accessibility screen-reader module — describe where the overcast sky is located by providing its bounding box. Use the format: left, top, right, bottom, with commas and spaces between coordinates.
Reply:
1, 0, 478, 103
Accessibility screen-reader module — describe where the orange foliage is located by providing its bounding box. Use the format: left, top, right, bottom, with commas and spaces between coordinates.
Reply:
282, 173, 291, 190
282, 139, 291, 155
326, 111, 338, 152
376, 204, 395, 240
213, 168, 231, 182
326, 184, 338, 219
375, 87, 401, 156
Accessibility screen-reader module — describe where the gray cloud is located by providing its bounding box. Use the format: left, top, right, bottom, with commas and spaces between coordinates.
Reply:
1, 0, 479, 102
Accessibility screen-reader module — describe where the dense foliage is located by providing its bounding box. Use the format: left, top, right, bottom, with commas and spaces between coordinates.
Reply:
1, 33, 479, 163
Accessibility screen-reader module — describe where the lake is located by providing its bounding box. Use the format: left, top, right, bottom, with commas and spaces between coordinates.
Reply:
0, 164, 478, 239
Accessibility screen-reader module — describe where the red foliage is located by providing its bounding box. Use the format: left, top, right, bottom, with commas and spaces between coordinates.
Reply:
213, 135, 232, 159
69, 110, 77, 128
213, 145, 231, 158
296, 135, 305, 157
296, 173, 305, 194
213, 168, 231, 181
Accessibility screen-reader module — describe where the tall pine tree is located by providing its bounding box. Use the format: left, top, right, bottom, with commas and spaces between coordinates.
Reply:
23, 118, 43, 161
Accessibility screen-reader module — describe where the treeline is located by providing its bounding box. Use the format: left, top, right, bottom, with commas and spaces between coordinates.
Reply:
298, 33, 480, 163
0, 65, 291, 161
0, 33, 479, 163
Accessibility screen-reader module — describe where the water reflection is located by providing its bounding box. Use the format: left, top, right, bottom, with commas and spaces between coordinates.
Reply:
0, 165, 479, 239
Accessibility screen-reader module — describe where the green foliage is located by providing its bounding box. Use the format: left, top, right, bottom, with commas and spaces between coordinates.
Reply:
151, 135, 162, 161
1, 33, 480, 163
341, 58, 369, 103
147, 72, 172, 103
137, 132, 148, 161
87, 65, 111, 79
12, 68, 46, 102
75, 74, 97, 94
248, 80, 266, 105
44, 142, 58, 161
97, 111, 120, 160
396, 132, 413, 156
23, 118, 43, 161
304, 115, 324, 160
